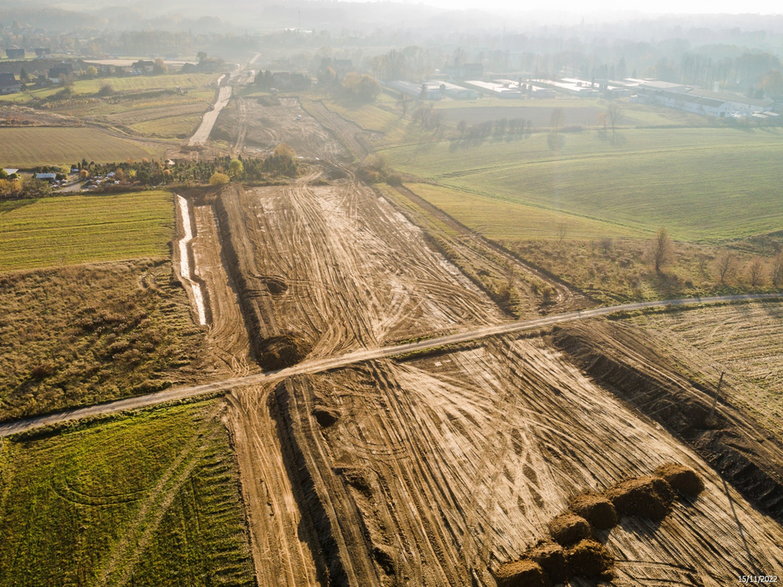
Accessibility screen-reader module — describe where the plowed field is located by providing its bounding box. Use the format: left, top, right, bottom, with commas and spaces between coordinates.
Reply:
187, 97, 783, 586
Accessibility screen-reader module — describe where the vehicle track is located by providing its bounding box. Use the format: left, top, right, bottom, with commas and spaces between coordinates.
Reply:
1, 294, 780, 438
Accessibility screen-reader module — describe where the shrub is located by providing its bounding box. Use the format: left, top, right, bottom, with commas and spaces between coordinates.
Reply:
209, 172, 230, 185
547, 513, 591, 546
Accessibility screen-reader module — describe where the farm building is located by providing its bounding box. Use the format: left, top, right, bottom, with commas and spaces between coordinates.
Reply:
34, 173, 57, 182
0, 73, 21, 95
622, 79, 774, 117
464, 80, 524, 99
385, 80, 478, 100
48, 63, 74, 83
34, 48, 51, 57
5, 48, 24, 59
531, 77, 600, 96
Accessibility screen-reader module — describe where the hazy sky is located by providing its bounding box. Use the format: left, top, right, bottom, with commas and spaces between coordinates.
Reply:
412, 0, 782, 14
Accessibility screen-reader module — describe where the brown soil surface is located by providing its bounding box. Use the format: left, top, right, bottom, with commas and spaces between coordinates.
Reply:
216, 95, 350, 161
191, 95, 783, 586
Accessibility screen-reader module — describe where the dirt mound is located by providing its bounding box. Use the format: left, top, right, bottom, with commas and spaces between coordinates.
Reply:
338, 468, 373, 498
258, 333, 310, 371
606, 475, 674, 521
655, 463, 704, 498
568, 493, 618, 529
525, 541, 566, 585
547, 513, 591, 546
552, 320, 783, 524
494, 559, 547, 587
565, 539, 614, 580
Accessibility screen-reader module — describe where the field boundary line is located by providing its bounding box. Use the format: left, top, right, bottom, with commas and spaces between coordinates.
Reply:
1, 293, 781, 437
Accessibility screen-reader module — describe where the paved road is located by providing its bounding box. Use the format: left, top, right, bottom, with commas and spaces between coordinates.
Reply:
1, 293, 781, 437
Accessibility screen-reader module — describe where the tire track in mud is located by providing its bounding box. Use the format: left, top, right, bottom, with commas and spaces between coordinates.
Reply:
224, 387, 321, 586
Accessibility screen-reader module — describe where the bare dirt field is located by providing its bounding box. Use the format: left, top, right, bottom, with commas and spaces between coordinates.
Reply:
215, 95, 350, 160
183, 96, 783, 586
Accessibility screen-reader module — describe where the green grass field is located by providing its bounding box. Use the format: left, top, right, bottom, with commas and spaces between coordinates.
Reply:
383, 127, 783, 242
0, 191, 174, 272
0, 127, 165, 167
0, 402, 254, 585
433, 98, 706, 128
406, 183, 638, 240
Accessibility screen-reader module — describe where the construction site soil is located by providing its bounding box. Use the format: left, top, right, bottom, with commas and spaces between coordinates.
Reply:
182, 97, 783, 586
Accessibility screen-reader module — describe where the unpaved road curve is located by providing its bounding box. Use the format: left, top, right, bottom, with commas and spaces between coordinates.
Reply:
188, 85, 232, 146
1, 293, 780, 438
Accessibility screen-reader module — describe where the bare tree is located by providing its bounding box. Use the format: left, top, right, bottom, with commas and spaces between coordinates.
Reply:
748, 257, 766, 287
652, 228, 673, 273
556, 222, 568, 243
607, 102, 623, 136
716, 252, 736, 285
772, 252, 783, 288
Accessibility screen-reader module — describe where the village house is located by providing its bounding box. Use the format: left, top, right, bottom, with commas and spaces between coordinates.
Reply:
0, 73, 21, 95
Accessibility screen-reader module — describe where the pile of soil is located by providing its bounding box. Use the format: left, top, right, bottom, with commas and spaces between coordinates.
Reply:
525, 541, 566, 585
565, 539, 614, 580
547, 513, 591, 546
568, 493, 618, 529
494, 559, 547, 587
606, 475, 674, 521
258, 333, 310, 370
312, 405, 340, 428
655, 463, 705, 498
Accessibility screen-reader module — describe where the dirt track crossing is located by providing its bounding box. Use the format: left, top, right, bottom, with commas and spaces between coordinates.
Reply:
1, 294, 779, 437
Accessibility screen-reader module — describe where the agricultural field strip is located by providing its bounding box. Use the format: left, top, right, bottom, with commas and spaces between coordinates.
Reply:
1, 293, 779, 437
409, 180, 648, 237
386, 141, 783, 181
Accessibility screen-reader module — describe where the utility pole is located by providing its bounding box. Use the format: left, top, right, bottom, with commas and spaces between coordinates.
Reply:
707, 371, 724, 425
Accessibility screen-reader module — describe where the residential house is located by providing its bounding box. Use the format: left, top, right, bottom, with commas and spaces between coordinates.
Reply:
0, 73, 21, 95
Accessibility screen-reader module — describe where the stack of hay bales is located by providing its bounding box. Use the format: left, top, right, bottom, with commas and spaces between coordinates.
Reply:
493, 462, 704, 586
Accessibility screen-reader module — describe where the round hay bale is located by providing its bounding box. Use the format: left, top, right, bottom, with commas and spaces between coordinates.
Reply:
494, 559, 547, 587
547, 513, 591, 546
654, 463, 704, 498
565, 539, 613, 580
526, 541, 566, 585
605, 475, 674, 521
568, 493, 618, 530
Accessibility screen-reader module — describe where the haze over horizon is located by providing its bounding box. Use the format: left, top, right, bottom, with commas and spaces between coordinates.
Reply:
361, 0, 782, 16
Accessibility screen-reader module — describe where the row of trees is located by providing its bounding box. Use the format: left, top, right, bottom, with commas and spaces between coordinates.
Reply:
80, 148, 299, 188
651, 227, 783, 288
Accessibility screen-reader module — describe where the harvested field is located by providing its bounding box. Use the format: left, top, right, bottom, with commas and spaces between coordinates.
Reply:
0, 260, 209, 421
0, 126, 164, 167
626, 301, 783, 442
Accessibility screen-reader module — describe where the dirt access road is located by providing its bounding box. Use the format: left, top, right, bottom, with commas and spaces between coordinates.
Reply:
2, 293, 778, 439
